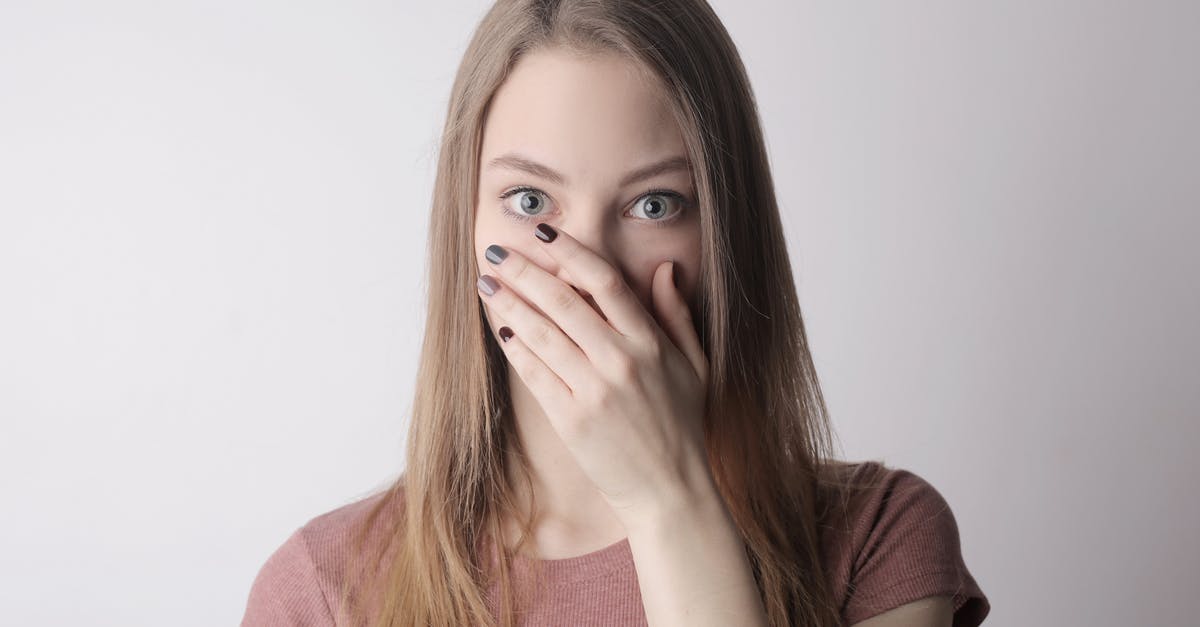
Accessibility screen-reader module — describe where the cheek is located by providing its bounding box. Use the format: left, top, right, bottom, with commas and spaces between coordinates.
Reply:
637, 239, 700, 287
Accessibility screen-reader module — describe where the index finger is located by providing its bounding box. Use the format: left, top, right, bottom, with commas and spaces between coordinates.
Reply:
531, 222, 658, 341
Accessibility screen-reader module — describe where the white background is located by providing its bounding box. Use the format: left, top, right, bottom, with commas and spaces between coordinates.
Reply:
2, 1, 1196, 625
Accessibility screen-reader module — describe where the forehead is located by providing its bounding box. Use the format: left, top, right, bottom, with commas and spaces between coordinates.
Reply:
480, 48, 685, 181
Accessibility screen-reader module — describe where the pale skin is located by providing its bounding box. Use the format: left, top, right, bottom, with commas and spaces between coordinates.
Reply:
473, 47, 953, 627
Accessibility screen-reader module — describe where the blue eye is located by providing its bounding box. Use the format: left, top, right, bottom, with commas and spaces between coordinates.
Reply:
630, 192, 679, 222
498, 187, 548, 223
498, 186, 690, 228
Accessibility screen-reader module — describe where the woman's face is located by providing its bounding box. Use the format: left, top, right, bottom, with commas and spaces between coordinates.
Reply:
474, 47, 702, 343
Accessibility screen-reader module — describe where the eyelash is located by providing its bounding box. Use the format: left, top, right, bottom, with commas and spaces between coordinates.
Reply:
497, 186, 692, 229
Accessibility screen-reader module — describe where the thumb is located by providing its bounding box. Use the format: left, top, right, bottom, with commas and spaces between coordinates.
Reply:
650, 259, 707, 385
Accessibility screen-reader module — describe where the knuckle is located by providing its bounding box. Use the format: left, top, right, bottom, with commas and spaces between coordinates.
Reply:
529, 320, 555, 347
597, 268, 628, 299
510, 258, 533, 283
586, 380, 619, 409
550, 284, 578, 312
562, 241, 584, 264
585, 384, 614, 410
491, 289, 514, 313
609, 353, 638, 384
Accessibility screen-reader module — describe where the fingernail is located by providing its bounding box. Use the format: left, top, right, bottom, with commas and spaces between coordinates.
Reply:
499, 326, 514, 342
477, 275, 500, 296
669, 259, 677, 288
534, 223, 557, 243
485, 244, 508, 265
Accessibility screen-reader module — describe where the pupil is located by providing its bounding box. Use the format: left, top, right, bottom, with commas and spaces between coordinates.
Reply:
521, 193, 541, 213
647, 197, 664, 217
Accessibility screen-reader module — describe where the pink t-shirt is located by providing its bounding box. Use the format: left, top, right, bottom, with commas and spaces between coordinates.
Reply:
241, 461, 989, 625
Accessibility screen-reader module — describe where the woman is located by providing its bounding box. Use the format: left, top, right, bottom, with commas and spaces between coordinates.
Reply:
242, 1, 989, 625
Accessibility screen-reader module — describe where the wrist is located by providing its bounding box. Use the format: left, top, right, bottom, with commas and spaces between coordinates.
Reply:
623, 471, 730, 538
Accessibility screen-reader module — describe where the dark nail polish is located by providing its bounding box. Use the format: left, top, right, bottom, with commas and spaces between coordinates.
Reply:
485, 244, 508, 265
477, 275, 500, 296
534, 223, 557, 243
499, 326, 514, 342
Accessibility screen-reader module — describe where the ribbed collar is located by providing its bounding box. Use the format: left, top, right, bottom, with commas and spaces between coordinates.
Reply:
482, 534, 634, 585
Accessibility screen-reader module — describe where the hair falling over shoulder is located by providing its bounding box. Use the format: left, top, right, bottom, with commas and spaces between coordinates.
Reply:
334, 1, 894, 625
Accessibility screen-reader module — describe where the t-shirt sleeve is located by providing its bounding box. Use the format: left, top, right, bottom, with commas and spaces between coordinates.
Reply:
842, 467, 990, 626
241, 528, 337, 627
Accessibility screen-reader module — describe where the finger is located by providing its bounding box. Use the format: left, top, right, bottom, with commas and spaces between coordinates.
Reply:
650, 260, 708, 387
488, 321, 573, 415
477, 272, 595, 395
482, 243, 623, 367
529, 222, 658, 341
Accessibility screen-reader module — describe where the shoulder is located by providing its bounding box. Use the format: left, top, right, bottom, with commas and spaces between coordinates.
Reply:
241, 487, 403, 626
817, 460, 991, 626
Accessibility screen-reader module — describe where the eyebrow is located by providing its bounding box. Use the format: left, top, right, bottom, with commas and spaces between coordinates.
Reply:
485, 152, 692, 187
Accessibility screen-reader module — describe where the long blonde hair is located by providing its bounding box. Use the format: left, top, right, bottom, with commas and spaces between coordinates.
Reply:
336, 1, 889, 625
